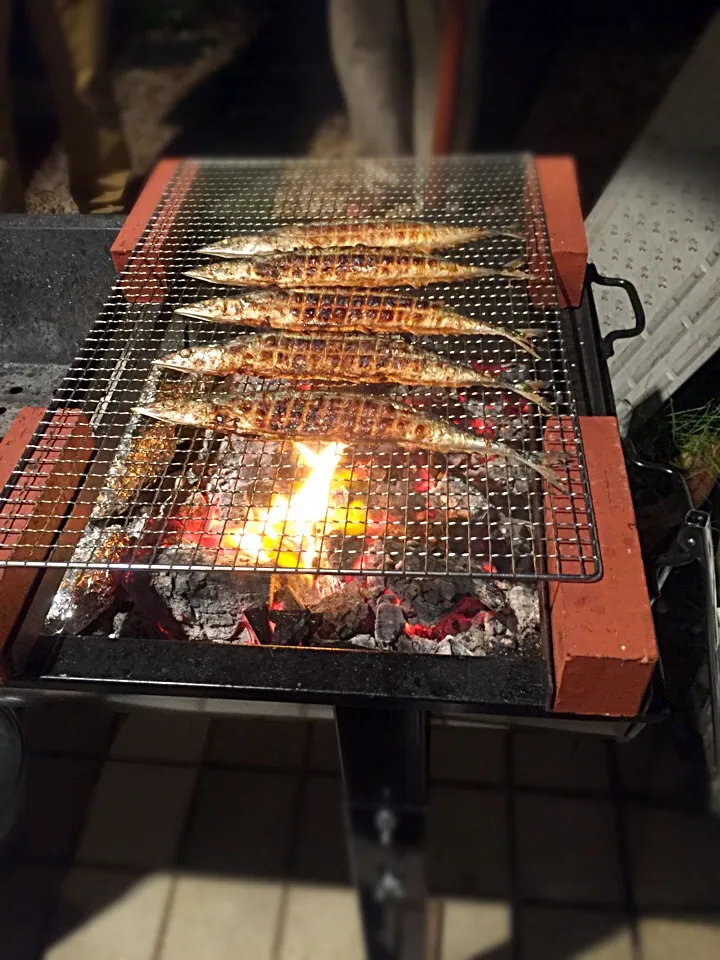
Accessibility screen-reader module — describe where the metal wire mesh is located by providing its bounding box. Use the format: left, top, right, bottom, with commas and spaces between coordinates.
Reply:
0, 155, 601, 580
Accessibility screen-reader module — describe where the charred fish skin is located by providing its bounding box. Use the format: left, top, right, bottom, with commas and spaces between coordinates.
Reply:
184, 247, 528, 289
155, 333, 482, 384
133, 391, 562, 487
45, 528, 133, 635
173, 289, 540, 358
93, 422, 177, 517
154, 332, 549, 409
196, 221, 522, 258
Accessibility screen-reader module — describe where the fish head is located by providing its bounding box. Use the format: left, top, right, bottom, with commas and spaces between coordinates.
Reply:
174, 297, 231, 321
195, 234, 275, 257
184, 261, 255, 285
133, 397, 216, 429
153, 343, 236, 376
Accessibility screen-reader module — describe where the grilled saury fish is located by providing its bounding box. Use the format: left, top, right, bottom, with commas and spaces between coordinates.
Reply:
45, 528, 133, 635
154, 333, 549, 410
174, 288, 540, 358
93, 421, 177, 517
134, 391, 563, 487
197, 221, 522, 258
184, 247, 528, 288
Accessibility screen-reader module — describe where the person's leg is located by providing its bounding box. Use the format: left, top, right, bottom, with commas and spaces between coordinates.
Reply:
329, 0, 412, 155
405, 0, 443, 157
406, 0, 486, 156
26, 0, 130, 212
0, 0, 25, 212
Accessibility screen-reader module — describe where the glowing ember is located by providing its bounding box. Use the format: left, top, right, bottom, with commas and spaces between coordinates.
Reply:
223, 442, 349, 569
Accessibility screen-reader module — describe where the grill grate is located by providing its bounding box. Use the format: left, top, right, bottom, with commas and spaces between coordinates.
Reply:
0, 155, 601, 580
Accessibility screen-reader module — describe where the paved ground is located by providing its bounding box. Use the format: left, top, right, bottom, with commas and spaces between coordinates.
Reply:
2, 699, 719, 959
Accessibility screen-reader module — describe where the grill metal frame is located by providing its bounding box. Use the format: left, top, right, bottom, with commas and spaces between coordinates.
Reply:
0, 155, 601, 581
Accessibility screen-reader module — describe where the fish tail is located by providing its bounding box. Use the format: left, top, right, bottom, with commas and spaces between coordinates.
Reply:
501, 330, 542, 360
508, 449, 565, 489
465, 436, 565, 489
472, 373, 551, 412
501, 258, 530, 279
471, 261, 530, 281
513, 381, 552, 412
484, 224, 525, 241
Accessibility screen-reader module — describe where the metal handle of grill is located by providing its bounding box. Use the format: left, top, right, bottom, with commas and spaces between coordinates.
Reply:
587, 264, 646, 358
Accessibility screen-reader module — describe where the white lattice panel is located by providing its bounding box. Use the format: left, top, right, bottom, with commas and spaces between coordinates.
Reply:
586, 12, 720, 416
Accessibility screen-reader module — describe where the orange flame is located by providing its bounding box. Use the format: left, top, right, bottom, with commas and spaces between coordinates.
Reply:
223, 442, 349, 569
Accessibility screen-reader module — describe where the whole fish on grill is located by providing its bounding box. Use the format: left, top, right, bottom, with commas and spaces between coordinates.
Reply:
154, 332, 550, 410
90, 375, 214, 518
45, 527, 134, 635
92, 421, 177, 517
174, 288, 540, 358
133, 391, 563, 487
184, 247, 528, 288
196, 221, 522, 258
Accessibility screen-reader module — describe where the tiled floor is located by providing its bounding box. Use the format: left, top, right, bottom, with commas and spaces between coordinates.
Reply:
2, 700, 720, 959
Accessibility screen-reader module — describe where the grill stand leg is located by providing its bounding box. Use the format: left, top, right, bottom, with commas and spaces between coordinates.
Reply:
335, 707, 429, 960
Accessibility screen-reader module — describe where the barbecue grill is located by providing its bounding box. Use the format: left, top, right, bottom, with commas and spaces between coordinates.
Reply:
0, 154, 659, 960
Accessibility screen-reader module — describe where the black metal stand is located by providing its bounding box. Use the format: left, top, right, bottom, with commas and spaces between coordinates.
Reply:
336, 707, 429, 960
657, 509, 720, 788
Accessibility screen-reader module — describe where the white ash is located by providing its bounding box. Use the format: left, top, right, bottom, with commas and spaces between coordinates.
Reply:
347, 633, 379, 650
496, 417, 533, 445
397, 635, 439, 655
150, 546, 269, 643
427, 473, 488, 520
470, 579, 508, 611
505, 583, 541, 641
443, 621, 510, 657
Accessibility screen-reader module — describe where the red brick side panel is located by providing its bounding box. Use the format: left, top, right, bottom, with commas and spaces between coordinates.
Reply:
548, 417, 658, 716
0, 409, 94, 679
110, 158, 181, 274
535, 156, 588, 309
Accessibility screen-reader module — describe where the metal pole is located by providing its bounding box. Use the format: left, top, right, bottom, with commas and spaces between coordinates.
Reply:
335, 706, 429, 960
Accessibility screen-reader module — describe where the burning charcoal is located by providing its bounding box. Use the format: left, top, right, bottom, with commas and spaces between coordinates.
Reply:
269, 609, 322, 646
109, 605, 168, 641
471, 579, 508, 612
311, 579, 373, 641
391, 577, 461, 624
206, 436, 282, 516
245, 604, 273, 644
150, 547, 270, 643
374, 602, 407, 645
120, 571, 186, 641
288, 573, 351, 608
428, 473, 488, 521
435, 639, 453, 655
